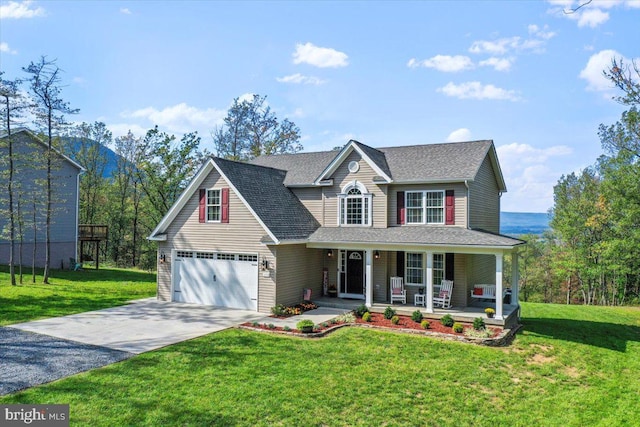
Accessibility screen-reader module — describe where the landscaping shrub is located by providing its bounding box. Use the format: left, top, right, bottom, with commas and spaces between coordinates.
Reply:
411, 310, 423, 323
440, 314, 454, 327
270, 304, 286, 316
453, 322, 464, 333
268, 323, 276, 329
383, 306, 396, 320
283, 326, 291, 332
251, 321, 259, 327
337, 312, 356, 323
355, 304, 369, 318
391, 315, 400, 325
362, 312, 372, 322
296, 319, 314, 331
321, 322, 329, 328
473, 317, 486, 331
421, 320, 430, 329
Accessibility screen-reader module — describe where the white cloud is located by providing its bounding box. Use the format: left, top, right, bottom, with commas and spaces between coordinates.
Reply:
438, 81, 521, 101
106, 123, 150, 139
446, 128, 472, 142
469, 37, 519, 55
276, 73, 326, 85
479, 57, 512, 71
120, 8, 132, 14
497, 142, 573, 212
407, 55, 474, 72
0, 0, 45, 19
579, 49, 626, 92
469, 25, 555, 56
122, 102, 226, 135
547, 0, 640, 28
292, 42, 348, 68
576, 8, 610, 27
0, 42, 17, 54
528, 24, 556, 40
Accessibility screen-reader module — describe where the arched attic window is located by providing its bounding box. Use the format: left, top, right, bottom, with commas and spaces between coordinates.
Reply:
338, 181, 372, 226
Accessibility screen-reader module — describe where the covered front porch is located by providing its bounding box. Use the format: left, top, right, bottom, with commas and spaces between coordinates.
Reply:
306, 226, 525, 327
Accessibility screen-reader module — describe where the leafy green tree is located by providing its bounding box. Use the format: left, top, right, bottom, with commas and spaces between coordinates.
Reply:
213, 94, 302, 161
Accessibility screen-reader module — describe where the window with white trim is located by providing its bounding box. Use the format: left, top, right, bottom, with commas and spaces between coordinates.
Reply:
405, 191, 444, 224
207, 189, 221, 222
338, 181, 372, 226
405, 253, 445, 286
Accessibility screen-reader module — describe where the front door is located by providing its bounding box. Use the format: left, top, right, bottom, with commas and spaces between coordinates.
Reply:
340, 250, 365, 299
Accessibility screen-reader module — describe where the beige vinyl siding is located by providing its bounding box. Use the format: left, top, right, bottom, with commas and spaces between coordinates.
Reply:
324, 151, 387, 228
157, 241, 171, 301
467, 253, 496, 301
274, 245, 323, 306
468, 155, 500, 233
160, 169, 277, 313
290, 187, 324, 224
451, 253, 468, 307
387, 183, 467, 227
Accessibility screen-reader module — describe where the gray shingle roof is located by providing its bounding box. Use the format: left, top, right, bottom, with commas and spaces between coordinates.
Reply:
308, 226, 523, 248
214, 158, 320, 241
249, 140, 495, 186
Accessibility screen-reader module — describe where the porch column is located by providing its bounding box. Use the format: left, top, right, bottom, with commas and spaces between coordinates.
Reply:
511, 250, 520, 305
425, 251, 434, 313
495, 253, 504, 320
365, 249, 373, 308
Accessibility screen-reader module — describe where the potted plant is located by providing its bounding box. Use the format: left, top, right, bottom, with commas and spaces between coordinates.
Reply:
327, 284, 338, 298
485, 307, 496, 318
296, 319, 315, 333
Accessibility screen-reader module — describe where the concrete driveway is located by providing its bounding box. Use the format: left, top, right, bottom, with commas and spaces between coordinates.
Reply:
8, 298, 263, 354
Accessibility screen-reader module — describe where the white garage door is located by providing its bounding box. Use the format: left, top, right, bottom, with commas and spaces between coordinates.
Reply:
172, 251, 258, 310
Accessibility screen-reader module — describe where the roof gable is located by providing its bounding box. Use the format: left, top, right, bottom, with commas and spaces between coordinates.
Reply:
314, 140, 393, 185
149, 157, 320, 243
0, 128, 84, 172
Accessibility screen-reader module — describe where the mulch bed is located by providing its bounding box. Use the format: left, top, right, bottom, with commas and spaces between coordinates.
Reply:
240, 312, 502, 341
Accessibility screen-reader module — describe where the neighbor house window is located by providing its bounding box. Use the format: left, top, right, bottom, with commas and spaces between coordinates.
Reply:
338, 181, 372, 226
405, 191, 444, 224
405, 252, 445, 286
207, 189, 221, 222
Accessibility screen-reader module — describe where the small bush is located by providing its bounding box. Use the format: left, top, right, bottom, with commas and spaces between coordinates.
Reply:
473, 317, 486, 331
337, 312, 356, 323
440, 314, 454, 327
330, 318, 338, 325
464, 328, 493, 338
283, 325, 291, 332
421, 320, 430, 329
268, 323, 276, 330
321, 322, 329, 328
453, 322, 464, 333
411, 310, 423, 323
383, 306, 397, 320
296, 319, 314, 330
270, 304, 286, 316
391, 315, 400, 325
355, 304, 369, 318
251, 321, 259, 327
362, 312, 372, 322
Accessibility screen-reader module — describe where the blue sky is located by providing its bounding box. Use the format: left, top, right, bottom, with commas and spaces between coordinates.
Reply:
1, 1, 638, 213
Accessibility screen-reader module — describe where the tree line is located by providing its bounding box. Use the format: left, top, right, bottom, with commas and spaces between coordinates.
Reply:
511, 59, 640, 306
1, 57, 302, 284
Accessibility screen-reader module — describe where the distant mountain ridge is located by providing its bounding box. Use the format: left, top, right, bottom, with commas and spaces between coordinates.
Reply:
500, 212, 550, 236
62, 137, 120, 178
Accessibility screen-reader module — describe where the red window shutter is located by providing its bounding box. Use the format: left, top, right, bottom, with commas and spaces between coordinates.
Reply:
397, 191, 405, 225
445, 190, 455, 225
199, 189, 206, 223
221, 188, 229, 223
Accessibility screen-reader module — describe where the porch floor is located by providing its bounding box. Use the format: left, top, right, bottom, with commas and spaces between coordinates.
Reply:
312, 296, 520, 328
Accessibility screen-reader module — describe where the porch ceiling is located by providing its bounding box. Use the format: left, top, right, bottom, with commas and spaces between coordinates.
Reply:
307, 226, 524, 252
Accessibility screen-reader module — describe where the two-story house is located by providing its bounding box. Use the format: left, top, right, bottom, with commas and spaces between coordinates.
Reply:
149, 139, 523, 325
0, 129, 83, 270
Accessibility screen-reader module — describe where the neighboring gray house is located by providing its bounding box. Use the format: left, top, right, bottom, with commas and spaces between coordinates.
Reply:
0, 128, 83, 269
149, 139, 524, 326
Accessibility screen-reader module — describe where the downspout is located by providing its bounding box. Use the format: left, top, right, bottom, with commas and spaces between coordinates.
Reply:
75, 171, 82, 265
464, 180, 470, 229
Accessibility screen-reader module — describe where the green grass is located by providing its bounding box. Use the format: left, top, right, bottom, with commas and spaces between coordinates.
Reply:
1, 301, 639, 426
0, 265, 157, 325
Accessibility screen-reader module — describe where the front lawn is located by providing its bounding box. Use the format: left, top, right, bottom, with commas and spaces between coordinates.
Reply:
0, 266, 157, 325
2, 302, 639, 426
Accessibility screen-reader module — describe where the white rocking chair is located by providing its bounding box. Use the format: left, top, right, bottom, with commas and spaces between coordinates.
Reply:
390, 276, 406, 304
433, 280, 453, 309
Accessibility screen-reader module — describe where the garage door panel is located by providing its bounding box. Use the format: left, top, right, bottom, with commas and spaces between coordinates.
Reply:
173, 253, 258, 310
